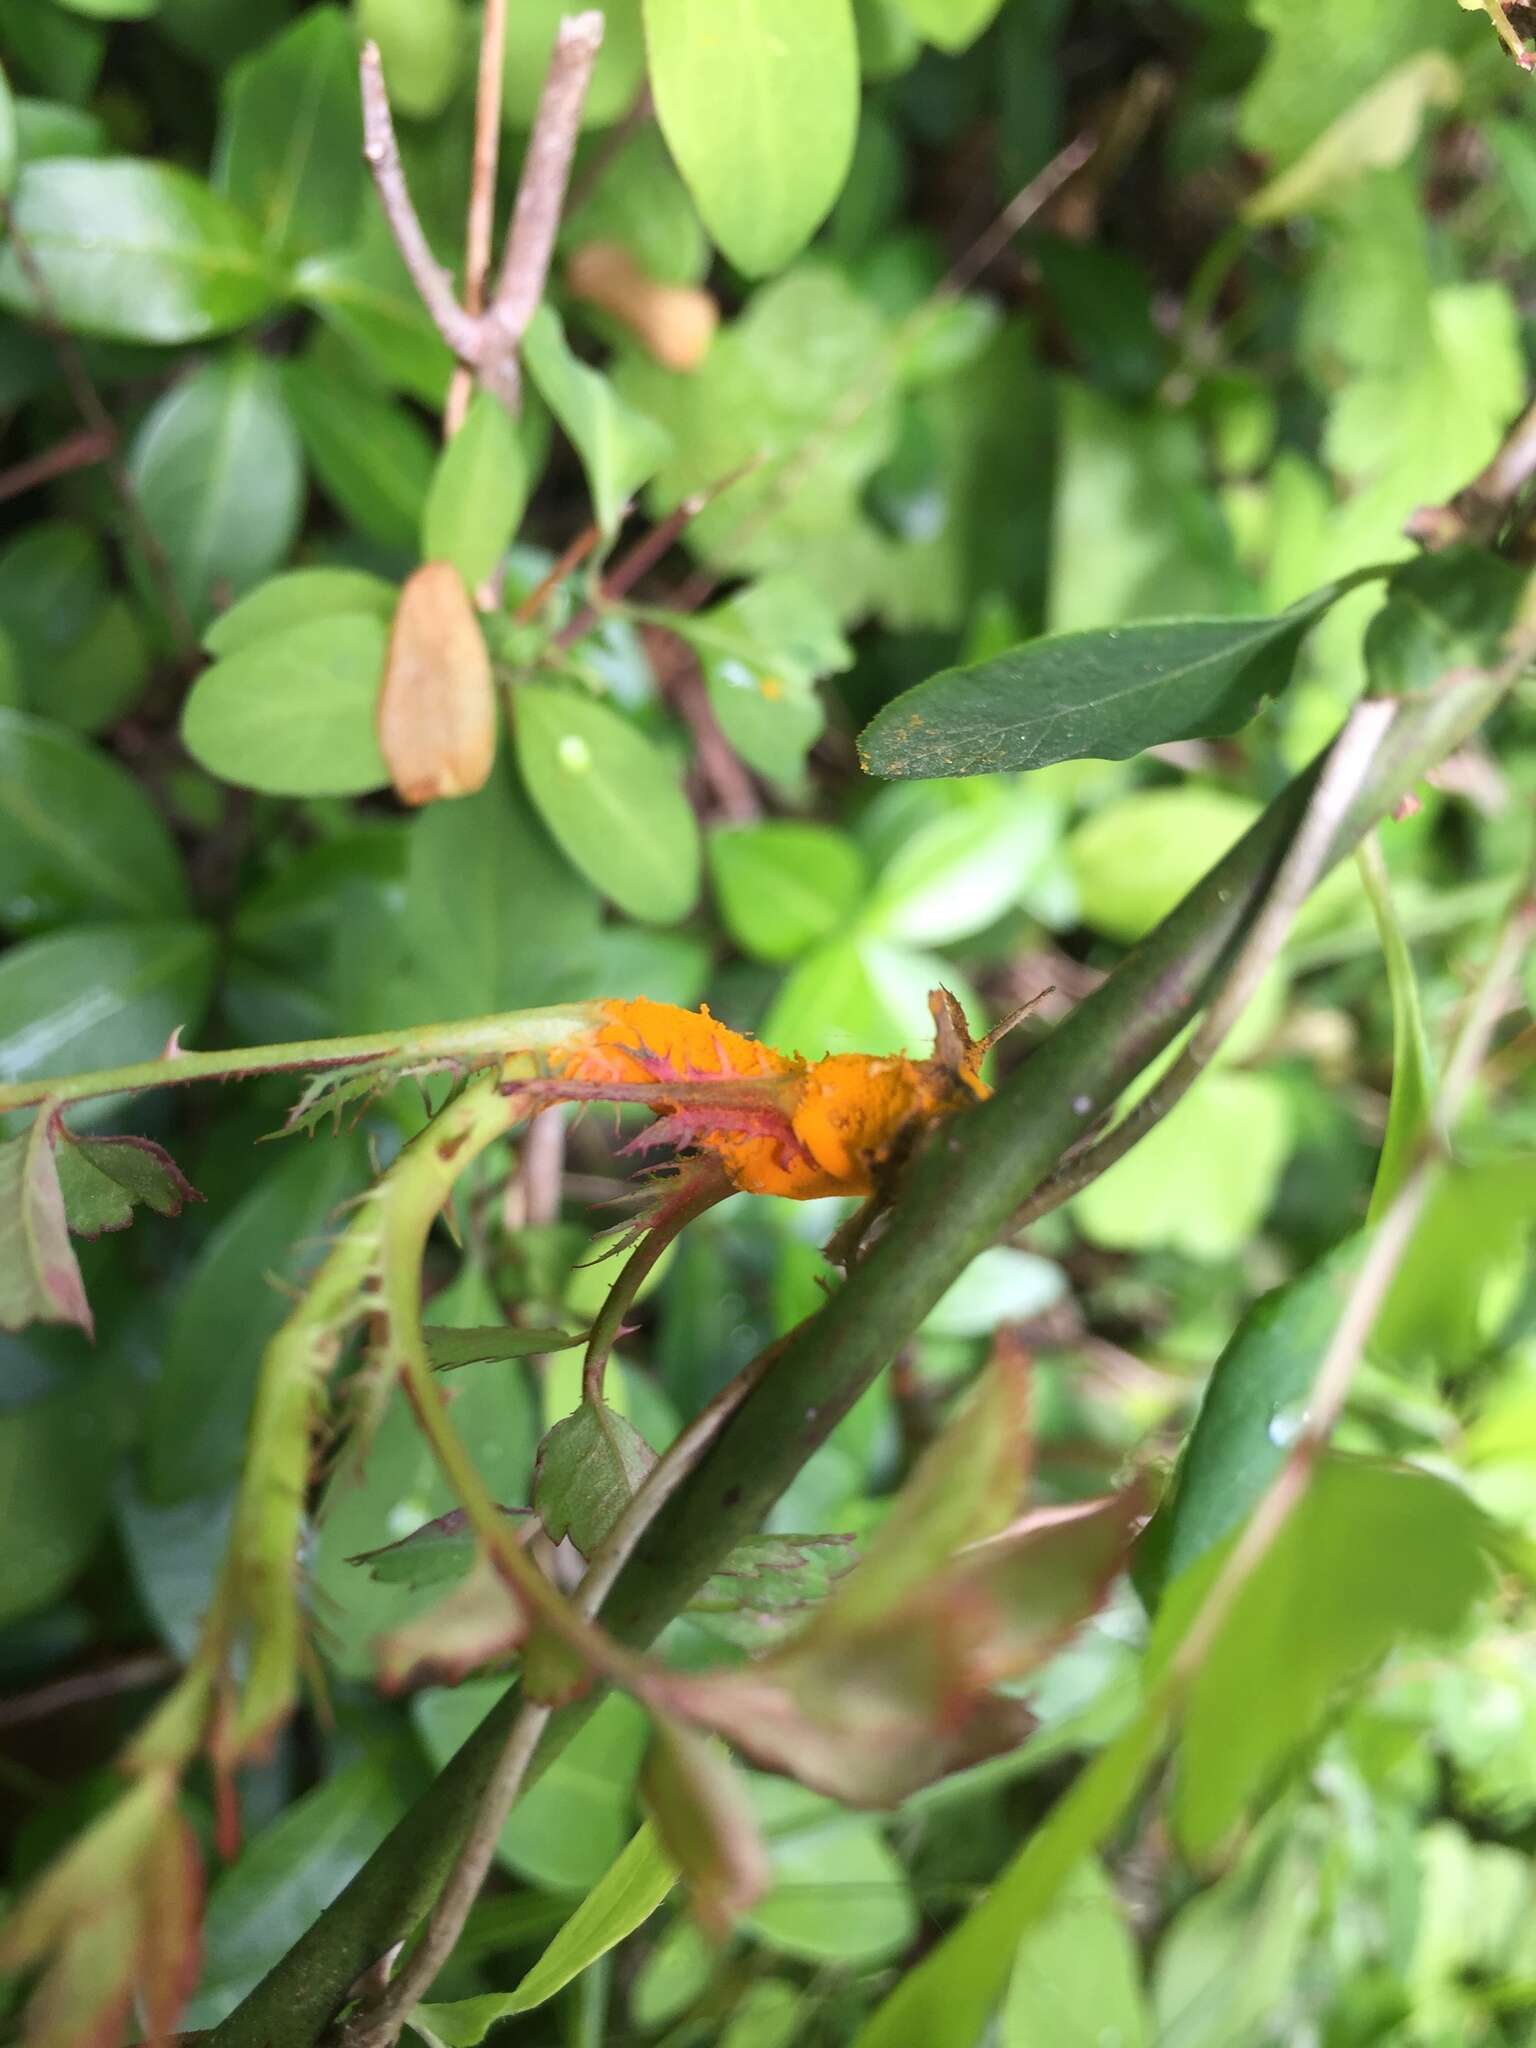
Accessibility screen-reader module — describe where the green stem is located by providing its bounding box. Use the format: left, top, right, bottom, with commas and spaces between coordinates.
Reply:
208, 666, 1508, 2048
0, 1005, 598, 1117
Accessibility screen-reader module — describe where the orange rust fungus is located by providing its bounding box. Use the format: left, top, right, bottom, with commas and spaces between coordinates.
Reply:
551, 992, 1001, 1201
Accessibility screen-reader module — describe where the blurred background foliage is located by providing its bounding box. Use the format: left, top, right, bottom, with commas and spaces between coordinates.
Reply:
5, 0, 1536, 2042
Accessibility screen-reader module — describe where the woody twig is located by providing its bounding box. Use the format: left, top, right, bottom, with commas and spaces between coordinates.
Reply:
360, 9, 603, 419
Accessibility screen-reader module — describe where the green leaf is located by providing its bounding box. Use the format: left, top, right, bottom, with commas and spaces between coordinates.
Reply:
708, 823, 866, 962
145, 1136, 365, 1504
421, 391, 531, 589
0, 921, 215, 1100
892, 0, 1004, 51
1133, 1237, 1366, 1610
54, 1129, 201, 1239
0, 1112, 90, 1334
214, 5, 363, 257
413, 1825, 678, 2044
1364, 547, 1528, 691
514, 682, 701, 925
522, 303, 670, 534
502, 0, 646, 131
643, 0, 859, 275
127, 351, 304, 630
641, 1719, 767, 1940
183, 1747, 425, 2027
1373, 1157, 1536, 1375
861, 795, 1057, 943
920, 1247, 1067, 1339
358, 0, 467, 122
852, 1703, 1169, 2048
0, 518, 107, 692
669, 577, 846, 786
689, 1532, 858, 1644
393, 756, 603, 1018
1073, 1070, 1292, 1263
534, 1398, 657, 1553
861, 581, 1369, 779
1155, 1458, 1493, 1857
0, 157, 282, 341
296, 235, 454, 407
203, 567, 399, 658
1244, 51, 1460, 224
282, 356, 437, 552
1002, 1857, 1149, 2048
429, 1324, 585, 1371
1066, 787, 1260, 944
746, 1777, 916, 1964
0, 1370, 119, 1624
413, 1681, 651, 1891
765, 933, 979, 1062
1358, 837, 1433, 1220
181, 614, 390, 798
1050, 382, 1255, 631
0, 707, 188, 934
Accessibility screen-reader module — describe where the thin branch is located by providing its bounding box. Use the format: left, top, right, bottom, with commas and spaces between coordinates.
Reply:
482, 10, 605, 405
342, 1703, 552, 2048
1010, 696, 1400, 1231
0, 425, 114, 504
445, 0, 509, 438
1408, 392, 1536, 548
0, 198, 197, 660
359, 43, 481, 364
0, 1651, 177, 1733
512, 517, 605, 623
943, 130, 1098, 296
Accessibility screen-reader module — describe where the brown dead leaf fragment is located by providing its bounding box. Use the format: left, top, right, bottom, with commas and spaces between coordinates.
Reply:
378, 561, 497, 806
566, 241, 718, 371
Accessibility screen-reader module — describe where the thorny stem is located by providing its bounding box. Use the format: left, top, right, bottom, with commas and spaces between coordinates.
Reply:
0, 1003, 597, 1118
209, 654, 1519, 2048
1008, 695, 1400, 1232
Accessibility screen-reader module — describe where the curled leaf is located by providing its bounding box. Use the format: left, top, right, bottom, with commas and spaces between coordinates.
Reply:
0, 1109, 92, 1336
641, 1715, 771, 1937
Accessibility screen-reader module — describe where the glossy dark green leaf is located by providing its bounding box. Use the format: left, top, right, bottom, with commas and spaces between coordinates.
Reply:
644, 0, 859, 275
860, 577, 1373, 779
708, 822, 867, 962
0, 1369, 119, 1624
0, 708, 187, 933
0, 921, 216, 1099
145, 1134, 364, 1503
281, 356, 436, 551
1133, 1237, 1366, 1610
181, 614, 390, 797
214, 5, 364, 258
0, 518, 107, 693
0, 158, 283, 342
534, 1399, 657, 1553
128, 351, 304, 629
514, 682, 701, 925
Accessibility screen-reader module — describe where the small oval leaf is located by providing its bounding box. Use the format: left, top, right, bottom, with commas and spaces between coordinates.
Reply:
182, 614, 390, 798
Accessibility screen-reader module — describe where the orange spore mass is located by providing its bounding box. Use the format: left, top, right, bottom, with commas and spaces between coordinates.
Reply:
554, 998, 962, 1200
